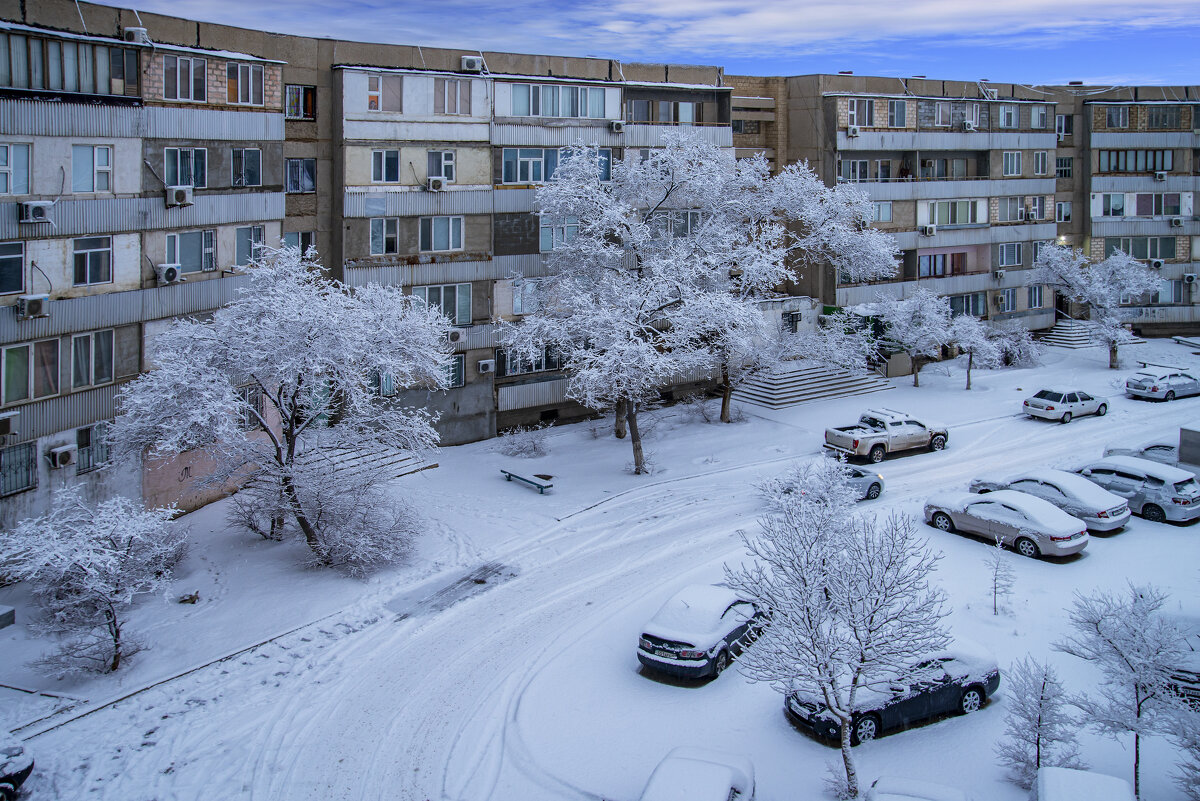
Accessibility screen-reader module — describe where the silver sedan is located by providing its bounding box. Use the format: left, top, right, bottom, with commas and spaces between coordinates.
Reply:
969, 468, 1130, 532
924, 490, 1090, 558
848, 467, 885, 501
1023, 388, 1107, 423
1125, 369, 1200, 401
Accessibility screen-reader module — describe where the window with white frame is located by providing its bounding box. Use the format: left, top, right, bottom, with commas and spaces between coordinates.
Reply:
1153, 279, 1185, 304
935, 101, 951, 127
285, 85, 316, 119
0, 242, 23, 294
367, 73, 403, 112
235, 225, 264, 266
164, 55, 206, 101
428, 150, 455, 182
949, 292, 987, 317
283, 231, 315, 253
928, 200, 980, 226
419, 216, 463, 252
372, 149, 400, 183
2, 338, 58, 405
511, 83, 605, 118
0, 144, 31, 194
887, 99, 906, 127
1105, 106, 1129, 128
76, 421, 109, 473
1002, 151, 1022, 176
226, 62, 264, 105
446, 354, 465, 388
235, 384, 264, 430
435, 78, 471, 115
413, 283, 471, 325
998, 242, 1022, 267
286, 158, 316, 193
0, 442, 36, 496
72, 144, 111, 192
165, 147, 207, 188
872, 201, 892, 222
646, 210, 704, 240
847, 98, 874, 127
1034, 151, 1048, 175
1030, 105, 1048, 129
1029, 196, 1045, 220
1148, 106, 1182, 129
1032, 241, 1052, 262
73, 236, 112, 286
369, 218, 399, 255
1055, 157, 1072, 178
501, 345, 561, 376
166, 230, 216, 273
1102, 193, 1126, 216
512, 279, 540, 315
71, 329, 113, 389
840, 159, 869, 182
1028, 285, 1045, 309
1056, 201, 1072, 222
998, 105, 1018, 128
998, 196, 1024, 222
1055, 114, 1073, 136
540, 216, 579, 251
997, 287, 1017, 313
965, 103, 981, 127
230, 146, 261, 185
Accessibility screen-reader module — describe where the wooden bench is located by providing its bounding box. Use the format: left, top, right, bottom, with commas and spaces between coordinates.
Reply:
1136, 360, 1186, 370
500, 469, 553, 494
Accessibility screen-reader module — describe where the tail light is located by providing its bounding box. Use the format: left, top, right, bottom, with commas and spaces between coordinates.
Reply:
1097, 510, 1108, 518
1045, 405, 1055, 411
1173, 497, 1192, 505
1050, 531, 1084, 542
852, 439, 860, 449
678, 649, 706, 660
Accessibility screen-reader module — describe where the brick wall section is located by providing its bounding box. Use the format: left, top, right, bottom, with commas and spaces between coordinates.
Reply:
140, 54, 283, 112
725, 75, 788, 171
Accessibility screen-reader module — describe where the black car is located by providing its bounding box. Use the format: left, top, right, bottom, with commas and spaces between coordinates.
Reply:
637, 584, 766, 680
785, 647, 1001, 744
1, 737, 33, 801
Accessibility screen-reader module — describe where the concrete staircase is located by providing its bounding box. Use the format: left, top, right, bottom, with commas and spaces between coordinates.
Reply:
1038, 318, 1146, 349
732, 362, 894, 409
298, 446, 437, 482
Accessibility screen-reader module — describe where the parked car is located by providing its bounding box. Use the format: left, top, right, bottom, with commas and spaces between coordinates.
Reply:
969, 468, 1130, 532
637, 585, 765, 679
785, 643, 1000, 745
1125, 367, 1200, 401
865, 777, 976, 801
849, 467, 885, 500
923, 490, 1089, 558
1075, 455, 1200, 523
763, 464, 885, 505
638, 747, 755, 801
1104, 432, 1200, 479
1022, 388, 1107, 423
1035, 767, 1134, 801
825, 409, 948, 464
0, 737, 33, 801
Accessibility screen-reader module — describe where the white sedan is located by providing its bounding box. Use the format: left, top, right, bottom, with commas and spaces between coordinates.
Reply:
639, 747, 754, 801
1023, 388, 1107, 423
924, 490, 1089, 558
968, 468, 1130, 531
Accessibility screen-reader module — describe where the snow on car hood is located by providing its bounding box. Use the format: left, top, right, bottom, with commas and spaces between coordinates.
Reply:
642, 584, 746, 648
0, 737, 33, 777
1011, 469, 1125, 511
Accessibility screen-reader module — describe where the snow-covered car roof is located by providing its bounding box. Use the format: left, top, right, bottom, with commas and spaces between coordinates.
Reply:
1036, 767, 1133, 801
1087, 455, 1198, 484
639, 747, 754, 801
929, 638, 999, 675
1003, 469, 1125, 509
867, 776, 975, 801
1130, 367, 1193, 379
927, 490, 1084, 534
0, 736, 33, 779
642, 585, 751, 646
1031, 387, 1092, 396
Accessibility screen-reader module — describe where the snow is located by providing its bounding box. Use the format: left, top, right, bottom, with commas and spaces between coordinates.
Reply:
1085, 454, 1198, 484
5, 338, 1200, 800
866, 776, 974, 801
1035, 767, 1134, 801
639, 747, 754, 801
642, 584, 745, 647
1019, 469, 1126, 509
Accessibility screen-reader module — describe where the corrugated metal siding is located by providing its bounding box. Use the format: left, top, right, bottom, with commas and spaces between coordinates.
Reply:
344, 254, 548, 288
1127, 305, 1200, 324
343, 189, 494, 217
0, 193, 285, 239
1090, 132, 1196, 148
623, 124, 732, 148
6, 384, 119, 440
838, 131, 1057, 152
498, 378, 568, 411
452, 323, 499, 352
492, 188, 538, 213
1092, 220, 1200, 237
145, 107, 284, 141
1, 99, 283, 141
1090, 175, 1200, 193
866, 178, 1057, 202
890, 223, 1057, 252
491, 123, 621, 148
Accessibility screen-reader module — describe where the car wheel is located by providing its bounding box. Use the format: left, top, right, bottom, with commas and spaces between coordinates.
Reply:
960, 687, 984, 714
1015, 537, 1040, 558
930, 434, 947, 451
0, 783, 14, 801
1166, 391, 1176, 401
1143, 504, 1167, 523
851, 714, 881, 745
931, 512, 954, 532
1060, 412, 1072, 424
868, 445, 886, 464
866, 483, 882, 500
713, 649, 730, 677
1096, 403, 1107, 416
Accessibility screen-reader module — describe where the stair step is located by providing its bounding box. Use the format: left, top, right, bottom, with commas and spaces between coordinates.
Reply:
733, 362, 894, 409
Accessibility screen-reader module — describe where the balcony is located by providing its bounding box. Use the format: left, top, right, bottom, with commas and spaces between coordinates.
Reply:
837, 130, 1057, 152
849, 176, 1056, 201
1090, 131, 1199, 148
890, 222, 1057, 251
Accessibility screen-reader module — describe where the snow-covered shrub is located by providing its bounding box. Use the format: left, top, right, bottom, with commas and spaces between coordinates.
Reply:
496, 424, 552, 458
0, 488, 187, 675
294, 477, 416, 576
993, 326, 1042, 368
681, 392, 718, 424
995, 657, 1085, 788
1175, 707, 1200, 800
758, 458, 858, 513
874, 288, 954, 387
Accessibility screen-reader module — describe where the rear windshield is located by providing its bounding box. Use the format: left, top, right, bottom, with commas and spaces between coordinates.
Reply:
1174, 479, 1200, 494
1034, 390, 1063, 401
861, 417, 885, 429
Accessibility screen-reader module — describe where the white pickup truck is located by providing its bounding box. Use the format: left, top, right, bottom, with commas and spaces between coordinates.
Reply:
824, 409, 948, 464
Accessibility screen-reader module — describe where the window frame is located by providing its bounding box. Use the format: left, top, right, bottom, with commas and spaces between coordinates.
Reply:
540, 216, 579, 251
1055, 201, 1072, 223
1105, 106, 1129, 129
165, 146, 207, 189
234, 225, 265, 266
285, 84, 316, 120
285, 157, 316, 193
997, 287, 1017, 313
372, 149, 401, 183
872, 201, 892, 222
0, 441, 37, 496
1055, 156, 1072, 178
76, 421, 110, 473
231, 147, 262, 188
73, 236, 113, 286
226, 62, 264, 106
435, 77, 471, 115
447, 354, 465, 388
0, 241, 24, 295
166, 229, 217, 273
998, 105, 1018, 128
0, 143, 31, 195
72, 144, 112, 193
1002, 151, 1022, 176
1034, 151, 1048, 175
427, 150, 456, 182
1030, 105, 1048, 129
1055, 114, 1073, 137
369, 217, 400, 255
163, 54, 207, 102
366, 73, 402, 112
1028, 285, 1045, 309
998, 242, 1022, 267
887, 99, 906, 128
412, 283, 472, 326
71, 329, 114, 390
418, 216, 464, 253
283, 231, 315, 253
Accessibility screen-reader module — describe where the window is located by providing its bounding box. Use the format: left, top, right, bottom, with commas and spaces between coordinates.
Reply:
413, 283, 471, 325
372, 149, 400, 183
446, 354, 465, 388
226, 62, 264, 105
0, 242, 23, 294
1056, 201, 1072, 222
0, 441, 36, 496
286, 158, 316, 193
934, 101, 951, 127
501, 345, 561, 376
1055, 157, 1073, 178
76, 421, 109, 473
1031, 105, 1048, 129
1002, 151, 1022, 176
0, 34, 138, 96
1151, 279, 1185, 304
646, 210, 704, 240
419, 216, 463, 252
1102, 194, 1126, 217
919, 254, 947, 277
512, 279, 540, 315
235, 385, 264, 430
887, 99, 906, 128
165, 147, 207, 188
367, 73, 403, 112
541, 216, 579, 251
2, 338, 58, 405
875, 159, 892, 180
73, 236, 112, 286
285, 85, 316, 119
163, 55, 206, 101
435, 78, 471, 115
1148, 106, 1181, 129
1028, 285, 1045, 309
1034, 151, 1048, 175
1029, 196, 1045, 220
949, 292, 986, 317
840, 159, 869, 182
1056, 114, 1073, 137
513, 84, 605, 118
70, 330, 113, 390
1097, 150, 1173, 173
235, 225, 264, 266
731, 119, 760, 134
502, 148, 558, 184
166, 230, 216, 273
427, 150, 455, 182
1033, 241, 1052, 262
998, 105, 1018, 128
1133, 193, 1182, 216
1105, 237, 1177, 260
0, 144, 31, 194
72, 144, 111, 192
628, 99, 651, 122
233, 146, 264, 186
369, 218, 399, 255
283, 231, 315, 253
998, 243, 1022, 267
1105, 106, 1129, 128
999, 196, 1024, 222
997, 288, 1017, 313
872, 201, 892, 222
848, 98, 874, 127
928, 200, 981, 226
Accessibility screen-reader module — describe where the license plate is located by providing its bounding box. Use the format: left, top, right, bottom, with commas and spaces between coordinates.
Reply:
655, 649, 673, 658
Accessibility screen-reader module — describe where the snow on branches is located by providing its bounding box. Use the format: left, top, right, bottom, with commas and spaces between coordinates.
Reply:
874, 288, 953, 387
995, 656, 1085, 788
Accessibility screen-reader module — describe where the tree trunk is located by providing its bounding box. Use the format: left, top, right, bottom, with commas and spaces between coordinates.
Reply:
106, 607, 122, 673
912, 359, 922, 388
720, 364, 733, 423
1109, 342, 1120, 370
615, 398, 628, 439
626, 402, 646, 474
281, 472, 324, 560
840, 718, 860, 798
1133, 731, 1140, 799
966, 351, 974, 391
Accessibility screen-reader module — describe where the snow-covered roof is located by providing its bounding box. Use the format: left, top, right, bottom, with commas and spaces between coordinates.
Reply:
643, 584, 746, 646
1090, 455, 1198, 484
1035, 767, 1133, 801
868, 776, 974, 801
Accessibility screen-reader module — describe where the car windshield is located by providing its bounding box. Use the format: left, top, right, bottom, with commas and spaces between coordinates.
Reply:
861, 417, 885, 429
1033, 390, 1062, 401
1174, 478, 1200, 494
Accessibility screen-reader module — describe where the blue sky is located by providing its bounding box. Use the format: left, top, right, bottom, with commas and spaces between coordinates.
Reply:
117, 0, 1200, 85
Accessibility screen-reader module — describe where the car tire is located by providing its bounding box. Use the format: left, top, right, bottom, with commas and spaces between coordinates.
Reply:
960, 687, 984, 714
713, 649, 730, 677
868, 445, 886, 464
931, 512, 954, 532
0, 783, 14, 801
866, 483, 882, 500
1143, 504, 1167, 524
1166, 391, 1177, 401
1015, 537, 1040, 558
1096, 403, 1107, 416
1060, 412, 1072, 424
930, 435, 947, 451
851, 713, 881, 745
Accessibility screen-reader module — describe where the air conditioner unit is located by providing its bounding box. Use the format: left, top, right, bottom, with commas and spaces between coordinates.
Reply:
993, 269, 1006, 280
16, 294, 49, 320
0, 411, 17, 437
165, 186, 194, 207
447, 329, 465, 344
1171, 217, 1184, 228
1056, 132, 1066, 142
1154, 171, 1167, 182
609, 119, 625, 134
846, 125, 861, 137
1016, 208, 1026, 221
1184, 273, 1197, 285
155, 263, 183, 284
920, 224, 937, 236
122, 26, 149, 44
18, 200, 53, 224
962, 120, 977, 132
427, 177, 446, 192
477, 358, 495, 374
992, 294, 1003, 308
460, 55, 484, 73
48, 444, 77, 469
1150, 258, 1165, 270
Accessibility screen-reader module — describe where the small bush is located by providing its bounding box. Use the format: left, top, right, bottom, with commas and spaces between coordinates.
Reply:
497, 424, 551, 458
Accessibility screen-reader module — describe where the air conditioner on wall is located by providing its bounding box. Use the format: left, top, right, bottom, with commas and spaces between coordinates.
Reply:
447, 329, 465, 344
1184, 273, 1197, 285
609, 119, 625, 134
920, 224, 937, 236
460, 56, 484, 73
846, 125, 861, 137
962, 120, 977, 132
123, 26, 149, 44
0, 411, 17, 437
477, 359, 495, 374
18, 200, 53, 224
16, 294, 49, 320
1056, 132, 1066, 142
48, 444, 77, 469
155, 263, 183, 284
1150, 259, 1165, 270
993, 269, 1006, 280
1171, 217, 1184, 228
427, 177, 446, 192
1155, 171, 1167, 182
165, 186, 194, 207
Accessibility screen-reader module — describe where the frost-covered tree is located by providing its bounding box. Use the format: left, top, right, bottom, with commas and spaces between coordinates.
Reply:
995, 657, 1086, 788
948, 314, 1001, 390
0, 488, 186, 674
110, 247, 451, 573
727, 458, 949, 798
984, 536, 1016, 615
992, 325, 1042, 368
1055, 583, 1188, 797
1173, 706, 1200, 800
504, 132, 897, 470
1030, 245, 1160, 369
788, 309, 881, 375
874, 288, 953, 387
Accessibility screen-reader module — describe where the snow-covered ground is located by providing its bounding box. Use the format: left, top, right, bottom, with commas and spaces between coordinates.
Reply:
5, 339, 1200, 800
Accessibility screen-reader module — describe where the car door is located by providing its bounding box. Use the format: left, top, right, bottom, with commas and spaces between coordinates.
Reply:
960, 501, 1001, 538
1178, 373, 1200, 397
722, 601, 756, 651
1063, 392, 1081, 416
989, 503, 1030, 546
1032, 480, 1074, 514
1008, 478, 1053, 505
901, 421, 929, 449
1082, 467, 1120, 493
894, 661, 941, 726
1076, 392, 1098, 415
